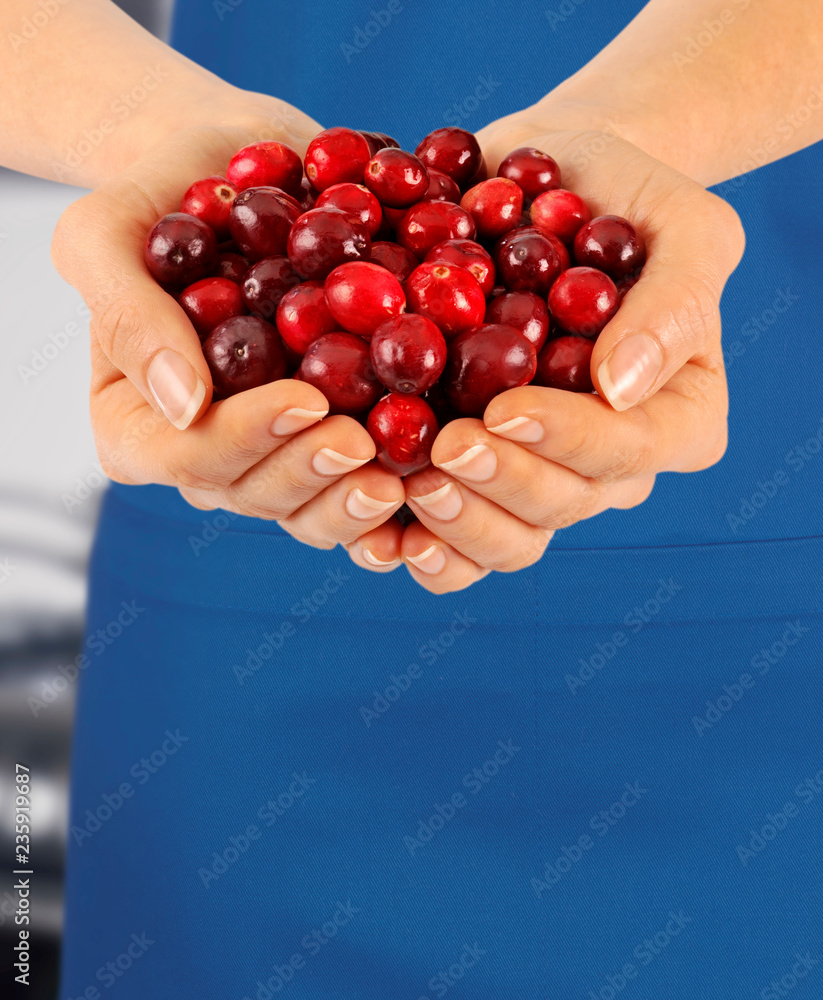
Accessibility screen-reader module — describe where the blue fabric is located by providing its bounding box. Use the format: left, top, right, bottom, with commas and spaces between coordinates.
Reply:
59, 3, 823, 999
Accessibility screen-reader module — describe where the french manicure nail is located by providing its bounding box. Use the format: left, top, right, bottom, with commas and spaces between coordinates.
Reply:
408, 482, 463, 520
312, 448, 369, 476
362, 548, 401, 568
271, 407, 328, 436
486, 416, 544, 443
437, 443, 497, 481
147, 349, 206, 430
406, 544, 446, 575
597, 333, 663, 411
345, 489, 399, 520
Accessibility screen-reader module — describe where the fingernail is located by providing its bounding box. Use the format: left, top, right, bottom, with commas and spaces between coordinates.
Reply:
437, 443, 497, 481
406, 544, 446, 575
362, 548, 401, 568
486, 416, 543, 443
312, 448, 369, 476
272, 407, 328, 436
147, 350, 206, 430
597, 333, 663, 411
345, 489, 399, 520
408, 482, 463, 521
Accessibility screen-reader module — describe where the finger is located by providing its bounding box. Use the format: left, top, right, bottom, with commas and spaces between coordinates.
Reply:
347, 518, 405, 573
400, 522, 491, 595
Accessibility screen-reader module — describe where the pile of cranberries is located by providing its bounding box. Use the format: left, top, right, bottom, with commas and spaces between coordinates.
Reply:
144, 126, 645, 476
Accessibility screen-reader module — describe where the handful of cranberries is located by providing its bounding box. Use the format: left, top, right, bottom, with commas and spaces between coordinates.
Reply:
144, 126, 645, 476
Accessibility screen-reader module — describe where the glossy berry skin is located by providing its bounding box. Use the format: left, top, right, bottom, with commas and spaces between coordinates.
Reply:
295, 332, 381, 415
203, 315, 287, 397
395, 201, 476, 259
370, 314, 447, 394
299, 177, 318, 211
304, 127, 372, 191
179, 277, 245, 341
315, 183, 383, 236
415, 127, 483, 186
226, 141, 303, 197
287, 207, 371, 280
369, 242, 419, 283
485, 291, 550, 352
367, 393, 439, 476
462, 154, 488, 192
442, 324, 537, 417
144, 213, 217, 286
360, 131, 389, 156
496, 231, 562, 296
573, 215, 646, 280
364, 148, 429, 208
530, 188, 593, 244
425, 238, 495, 296
229, 188, 301, 262
404, 262, 486, 340
460, 178, 524, 240
423, 168, 462, 204
180, 177, 237, 241
323, 262, 406, 338
548, 266, 619, 338
213, 252, 249, 284
497, 147, 561, 201
275, 281, 336, 355
543, 229, 571, 271
241, 256, 302, 320
534, 335, 595, 392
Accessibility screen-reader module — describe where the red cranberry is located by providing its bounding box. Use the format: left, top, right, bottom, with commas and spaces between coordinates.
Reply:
315, 183, 383, 237
295, 332, 381, 415
144, 213, 217, 286
226, 141, 303, 197
548, 266, 619, 338
422, 168, 462, 203
376, 133, 400, 148
213, 251, 250, 284
395, 201, 476, 259
425, 238, 495, 296
367, 393, 439, 476
242, 256, 302, 320
381, 204, 410, 230
369, 242, 418, 283
405, 262, 486, 340
370, 314, 447, 394
573, 215, 646, 280
304, 127, 372, 191
543, 229, 571, 271
415, 127, 482, 186
460, 178, 524, 240
276, 281, 336, 355
442, 324, 537, 416
462, 154, 488, 191
203, 315, 287, 397
180, 177, 237, 241
299, 177, 318, 211
323, 261, 406, 338
497, 147, 561, 201
530, 188, 592, 244
496, 231, 562, 296
179, 277, 245, 341
287, 207, 371, 280
421, 381, 460, 427
360, 131, 389, 156
228, 187, 301, 262
365, 148, 429, 208
534, 336, 595, 392
485, 291, 550, 352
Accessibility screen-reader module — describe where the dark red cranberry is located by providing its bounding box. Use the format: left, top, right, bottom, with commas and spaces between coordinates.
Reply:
425, 238, 495, 296
228, 187, 301, 262
180, 177, 237, 241
369, 242, 419, 283
241, 256, 302, 320
295, 332, 381, 415
370, 314, 447, 394
404, 262, 486, 339
299, 177, 318, 211
415, 127, 483, 186
485, 291, 550, 351
275, 281, 336, 355
530, 188, 592, 244
359, 131, 388, 156
375, 133, 400, 148
304, 127, 372, 191
287, 207, 371, 280
179, 277, 245, 341
442, 324, 537, 417
367, 393, 439, 476
460, 178, 524, 240
324, 261, 406, 338
381, 204, 410, 230
315, 183, 383, 237
534, 336, 595, 392
462, 154, 488, 191
422, 381, 460, 427
548, 266, 619, 338
365, 148, 429, 208
496, 231, 562, 295
493, 225, 541, 259
573, 215, 646, 280
202, 315, 287, 397
544, 229, 571, 271
213, 252, 250, 284
395, 201, 476, 259
422, 168, 462, 203
144, 213, 217, 286
226, 141, 303, 197
497, 147, 561, 201
616, 272, 641, 300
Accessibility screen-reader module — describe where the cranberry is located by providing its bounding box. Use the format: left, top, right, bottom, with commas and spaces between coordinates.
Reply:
496, 231, 562, 296
304, 127, 372, 191
422, 381, 460, 427
295, 332, 381, 415
144, 213, 217, 286
179, 277, 245, 340
369, 242, 419, 283
497, 147, 561, 201
395, 201, 476, 259
213, 251, 250, 284
229, 187, 301, 262
485, 291, 550, 351
370, 314, 447, 394
425, 238, 495, 296
534, 336, 595, 392
203, 315, 287, 397
242, 256, 302, 320
274, 282, 332, 355
442, 324, 537, 417
530, 188, 592, 244
405, 262, 486, 340
323, 261, 406, 338
299, 177, 318, 211
423, 168, 462, 204
287, 207, 371, 280
226, 141, 303, 197
616, 272, 641, 300
365, 148, 429, 208
415, 127, 482, 186
460, 178, 524, 240
315, 183, 383, 237
573, 215, 646, 280
548, 266, 619, 338
544, 229, 571, 271
367, 393, 439, 476
381, 204, 410, 230
180, 177, 237, 241
462, 155, 488, 191
375, 133, 400, 148
360, 131, 389, 156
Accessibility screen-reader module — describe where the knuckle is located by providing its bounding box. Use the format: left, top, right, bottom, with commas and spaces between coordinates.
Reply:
95, 299, 151, 367
487, 530, 550, 573
598, 433, 656, 482
539, 478, 603, 530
